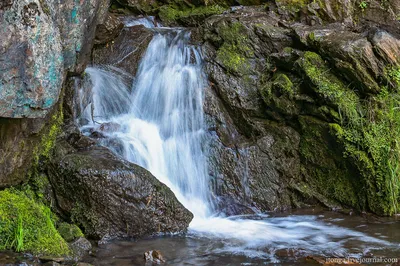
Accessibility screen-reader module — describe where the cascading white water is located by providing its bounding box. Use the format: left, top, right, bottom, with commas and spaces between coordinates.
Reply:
79, 26, 398, 259
81, 30, 213, 219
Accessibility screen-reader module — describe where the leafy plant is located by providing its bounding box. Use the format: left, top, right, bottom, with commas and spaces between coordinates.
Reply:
359, 1, 368, 10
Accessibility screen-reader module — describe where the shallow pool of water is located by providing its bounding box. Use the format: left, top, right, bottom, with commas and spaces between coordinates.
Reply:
82, 209, 400, 266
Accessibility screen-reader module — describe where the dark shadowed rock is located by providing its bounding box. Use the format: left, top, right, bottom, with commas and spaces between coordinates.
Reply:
70, 237, 92, 258
92, 25, 154, 77
47, 133, 193, 239
95, 13, 124, 45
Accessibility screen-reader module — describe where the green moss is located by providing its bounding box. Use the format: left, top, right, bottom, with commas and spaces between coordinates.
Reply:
260, 73, 294, 102
216, 22, 253, 74
298, 52, 400, 215
0, 189, 70, 256
217, 44, 250, 73
70, 203, 99, 237
299, 117, 363, 209
57, 223, 84, 242
298, 51, 361, 123
260, 72, 300, 116
38, 0, 51, 16
158, 5, 225, 24
32, 105, 63, 165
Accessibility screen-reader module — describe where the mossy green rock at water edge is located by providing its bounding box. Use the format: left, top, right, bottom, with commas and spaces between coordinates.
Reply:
57, 223, 84, 242
0, 189, 70, 256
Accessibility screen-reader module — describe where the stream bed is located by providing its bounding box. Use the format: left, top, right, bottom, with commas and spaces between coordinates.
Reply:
82, 209, 400, 265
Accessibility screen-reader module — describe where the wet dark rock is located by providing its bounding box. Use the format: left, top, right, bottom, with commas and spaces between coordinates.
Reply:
39, 256, 65, 263
215, 196, 255, 216
70, 237, 93, 258
200, 6, 400, 215
144, 250, 166, 264
46, 131, 193, 239
95, 13, 124, 45
0, 0, 110, 119
89, 131, 107, 139
92, 25, 154, 78
0, 106, 61, 188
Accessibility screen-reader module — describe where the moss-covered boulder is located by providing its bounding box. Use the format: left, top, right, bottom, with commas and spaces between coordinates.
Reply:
57, 223, 84, 243
0, 189, 70, 256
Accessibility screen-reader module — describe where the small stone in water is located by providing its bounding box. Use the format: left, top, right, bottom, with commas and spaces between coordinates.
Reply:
144, 250, 165, 264
99, 122, 121, 132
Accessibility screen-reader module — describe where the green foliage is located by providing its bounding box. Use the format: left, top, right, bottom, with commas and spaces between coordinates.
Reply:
386, 65, 400, 87
158, 5, 225, 24
298, 52, 400, 215
0, 189, 70, 256
216, 22, 253, 74
359, 1, 368, 10
299, 51, 361, 122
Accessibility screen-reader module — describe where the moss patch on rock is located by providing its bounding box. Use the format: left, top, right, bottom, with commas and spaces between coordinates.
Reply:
260, 72, 300, 116
216, 22, 253, 74
299, 116, 364, 209
159, 5, 225, 25
297, 51, 400, 215
276, 0, 311, 12
57, 223, 84, 242
0, 189, 70, 256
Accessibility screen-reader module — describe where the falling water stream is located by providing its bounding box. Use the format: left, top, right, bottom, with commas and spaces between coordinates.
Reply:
78, 22, 400, 265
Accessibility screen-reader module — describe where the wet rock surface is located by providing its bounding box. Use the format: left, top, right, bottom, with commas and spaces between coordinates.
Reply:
93, 24, 154, 78
46, 129, 193, 240
199, 5, 400, 214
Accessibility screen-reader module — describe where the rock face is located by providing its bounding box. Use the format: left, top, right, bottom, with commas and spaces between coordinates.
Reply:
0, 0, 109, 119
0, 0, 63, 118
92, 24, 154, 78
198, 3, 400, 215
0, 0, 109, 187
46, 132, 193, 239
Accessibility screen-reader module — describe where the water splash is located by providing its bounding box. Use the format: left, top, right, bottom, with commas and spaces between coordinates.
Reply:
79, 25, 399, 259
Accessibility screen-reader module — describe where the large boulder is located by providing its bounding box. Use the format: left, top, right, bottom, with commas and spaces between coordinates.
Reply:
46, 132, 193, 239
0, 0, 64, 118
0, 0, 109, 186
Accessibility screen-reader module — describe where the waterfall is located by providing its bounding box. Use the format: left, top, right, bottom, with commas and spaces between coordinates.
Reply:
80, 30, 213, 219
78, 25, 396, 258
